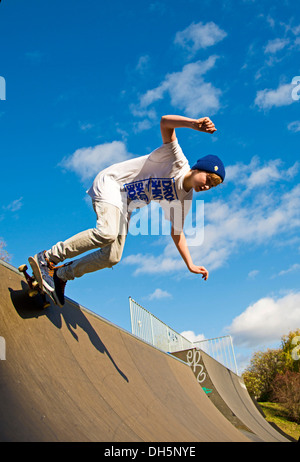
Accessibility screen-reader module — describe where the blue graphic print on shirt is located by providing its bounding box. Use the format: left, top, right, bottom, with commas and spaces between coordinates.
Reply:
123, 178, 178, 203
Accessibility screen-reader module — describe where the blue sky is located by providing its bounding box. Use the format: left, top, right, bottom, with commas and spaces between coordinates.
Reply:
1, 0, 300, 372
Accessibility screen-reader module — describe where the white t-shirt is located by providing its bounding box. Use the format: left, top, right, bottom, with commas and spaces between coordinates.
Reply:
87, 139, 193, 231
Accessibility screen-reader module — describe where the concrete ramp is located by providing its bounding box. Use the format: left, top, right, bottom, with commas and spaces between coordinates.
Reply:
172, 348, 290, 442
0, 261, 250, 442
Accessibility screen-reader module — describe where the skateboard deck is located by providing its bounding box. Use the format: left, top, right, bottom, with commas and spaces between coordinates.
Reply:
18, 256, 56, 309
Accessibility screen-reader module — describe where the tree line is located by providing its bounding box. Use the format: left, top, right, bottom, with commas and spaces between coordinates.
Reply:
243, 329, 300, 423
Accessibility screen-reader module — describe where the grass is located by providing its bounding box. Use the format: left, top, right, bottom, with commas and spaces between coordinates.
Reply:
258, 402, 300, 441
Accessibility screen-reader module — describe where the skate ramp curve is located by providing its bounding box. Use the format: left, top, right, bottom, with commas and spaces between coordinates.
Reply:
172, 348, 290, 442
0, 260, 250, 442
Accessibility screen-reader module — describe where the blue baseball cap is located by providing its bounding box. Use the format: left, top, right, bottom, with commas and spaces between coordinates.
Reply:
191, 155, 225, 182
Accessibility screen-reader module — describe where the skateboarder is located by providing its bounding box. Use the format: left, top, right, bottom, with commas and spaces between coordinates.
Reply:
34, 114, 225, 306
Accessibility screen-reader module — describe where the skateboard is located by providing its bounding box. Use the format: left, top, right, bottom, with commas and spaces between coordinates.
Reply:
18, 257, 56, 309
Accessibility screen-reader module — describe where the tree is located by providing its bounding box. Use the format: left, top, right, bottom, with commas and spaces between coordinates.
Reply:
242, 348, 285, 401
271, 371, 300, 423
270, 330, 300, 423
0, 238, 11, 262
243, 329, 300, 402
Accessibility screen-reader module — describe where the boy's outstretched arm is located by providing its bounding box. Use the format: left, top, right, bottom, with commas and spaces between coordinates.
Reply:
160, 114, 217, 144
171, 227, 209, 280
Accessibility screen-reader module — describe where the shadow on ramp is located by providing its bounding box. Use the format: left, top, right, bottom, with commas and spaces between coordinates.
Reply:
0, 260, 250, 442
9, 283, 128, 383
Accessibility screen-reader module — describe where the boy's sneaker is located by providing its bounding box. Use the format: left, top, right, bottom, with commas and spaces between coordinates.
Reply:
35, 251, 55, 292
53, 269, 67, 307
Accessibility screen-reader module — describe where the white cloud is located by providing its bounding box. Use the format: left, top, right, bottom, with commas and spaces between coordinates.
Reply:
226, 156, 299, 189
287, 120, 300, 132
166, 61, 221, 116
248, 270, 259, 279
274, 263, 300, 278
59, 141, 132, 181
180, 330, 206, 343
255, 82, 294, 109
79, 122, 94, 131
227, 292, 300, 347
148, 288, 172, 300
137, 56, 221, 117
123, 252, 185, 275
174, 21, 227, 54
264, 38, 290, 54
130, 106, 157, 133
3, 197, 23, 212
291, 24, 300, 36
135, 54, 150, 74
246, 159, 282, 188
139, 80, 170, 109
133, 119, 154, 133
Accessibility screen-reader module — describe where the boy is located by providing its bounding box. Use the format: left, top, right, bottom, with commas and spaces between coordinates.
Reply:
34, 115, 225, 307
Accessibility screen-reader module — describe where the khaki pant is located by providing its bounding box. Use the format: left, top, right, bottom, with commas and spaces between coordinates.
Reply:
47, 201, 128, 281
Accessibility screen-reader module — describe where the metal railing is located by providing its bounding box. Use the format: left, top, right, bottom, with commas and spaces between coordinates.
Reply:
129, 297, 238, 374
129, 297, 193, 353
194, 336, 238, 375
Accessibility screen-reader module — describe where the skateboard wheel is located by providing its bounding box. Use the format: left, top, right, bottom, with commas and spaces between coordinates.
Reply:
28, 289, 38, 297
32, 281, 39, 289
43, 302, 51, 309
18, 264, 28, 272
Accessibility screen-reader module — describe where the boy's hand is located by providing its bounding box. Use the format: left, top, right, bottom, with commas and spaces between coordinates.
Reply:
188, 264, 209, 281
193, 117, 217, 134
